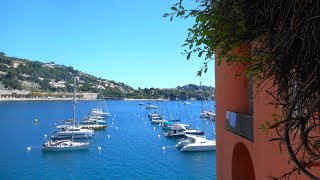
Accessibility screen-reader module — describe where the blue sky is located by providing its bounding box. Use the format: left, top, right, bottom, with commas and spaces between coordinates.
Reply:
0, 0, 215, 89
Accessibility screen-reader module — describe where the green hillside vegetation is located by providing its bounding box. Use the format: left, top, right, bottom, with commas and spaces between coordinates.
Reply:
0, 52, 214, 100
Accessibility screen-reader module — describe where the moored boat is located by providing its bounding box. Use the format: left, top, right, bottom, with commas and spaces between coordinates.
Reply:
178, 134, 216, 152
145, 104, 158, 109
42, 139, 89, 151
81, 124, 107, 130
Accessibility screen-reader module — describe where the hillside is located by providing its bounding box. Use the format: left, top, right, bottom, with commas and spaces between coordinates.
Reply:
0, 52, 214, 100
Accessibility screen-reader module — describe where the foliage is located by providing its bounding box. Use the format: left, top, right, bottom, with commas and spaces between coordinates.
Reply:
0, 53, 214, 100
167, 0, 320, 179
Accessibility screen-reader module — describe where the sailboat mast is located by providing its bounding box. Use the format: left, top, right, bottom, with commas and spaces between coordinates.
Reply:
73, 77, 77, 122
200, 81, 205, 135
200, 82, 204, 113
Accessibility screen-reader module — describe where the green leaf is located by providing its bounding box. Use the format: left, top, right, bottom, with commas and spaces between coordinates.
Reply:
265, 121, 270, 127
187, 52, 191, 60
171, 7, 177, 11
258, 124, 266, 131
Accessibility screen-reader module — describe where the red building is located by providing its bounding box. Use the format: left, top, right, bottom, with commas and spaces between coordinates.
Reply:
215, 48, 317, 179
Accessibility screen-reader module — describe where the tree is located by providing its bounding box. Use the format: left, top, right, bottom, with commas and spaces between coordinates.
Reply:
167, 0, 320, 179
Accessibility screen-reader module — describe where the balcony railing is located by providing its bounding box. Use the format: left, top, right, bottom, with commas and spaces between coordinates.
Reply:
225, 111, 254, 141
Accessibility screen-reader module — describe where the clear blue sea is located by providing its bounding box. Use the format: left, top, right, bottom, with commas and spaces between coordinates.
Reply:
0, 100, 216, 179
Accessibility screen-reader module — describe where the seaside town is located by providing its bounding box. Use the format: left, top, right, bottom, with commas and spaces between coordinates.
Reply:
1, 0, 320, 180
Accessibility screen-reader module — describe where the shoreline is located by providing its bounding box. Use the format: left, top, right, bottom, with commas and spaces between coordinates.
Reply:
0, 97, 172, 102
122, 98, 170, 101
0, 98, 93, 102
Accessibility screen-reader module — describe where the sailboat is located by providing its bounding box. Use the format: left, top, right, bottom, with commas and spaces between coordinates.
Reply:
183, 88, 191, 105
42, 139, 90, 151
199, 83, 216, 120
42, 77, 91, 151
176, 82, 216, 152
91, 92, 110, 118
175, 122, 216, 151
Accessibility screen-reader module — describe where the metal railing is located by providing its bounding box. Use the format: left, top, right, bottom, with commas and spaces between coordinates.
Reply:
225, 111, 254, 141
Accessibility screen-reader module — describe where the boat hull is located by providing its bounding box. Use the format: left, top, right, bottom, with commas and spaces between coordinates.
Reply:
81, 124, 107, 130
180, 144, 216, 152
42, 141, 90, 151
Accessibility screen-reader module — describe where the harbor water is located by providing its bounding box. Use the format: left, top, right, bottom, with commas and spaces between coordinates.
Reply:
0, 100, 216, 179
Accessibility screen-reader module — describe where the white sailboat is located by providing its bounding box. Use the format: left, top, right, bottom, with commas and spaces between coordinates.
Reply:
42, 139, 90, 151
183, 89, 191, 105
43, 77, 91, 151
176, 82, 216, 152
200, 83, 216, 120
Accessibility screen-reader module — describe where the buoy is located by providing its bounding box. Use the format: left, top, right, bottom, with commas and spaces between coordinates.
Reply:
107, 135, 110, 138
111, 122, 114, 125
144, 122, 147, 124
162, 147, 165, 150
115, 127, 118, 130
44, 134, 47, 138
97, 147, 101, 151
34, 118, 38, 122
153, 127, 155, 130
27, 146, 31, 151
158, 134, 160, 138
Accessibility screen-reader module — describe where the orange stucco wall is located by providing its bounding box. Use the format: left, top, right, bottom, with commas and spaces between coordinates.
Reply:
215, 53, 308, 179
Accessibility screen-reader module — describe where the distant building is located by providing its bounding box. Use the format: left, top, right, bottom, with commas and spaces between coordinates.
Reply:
12, 60, 26, 68
42, 63, 55, 68
20, 74, 30, 78
49, 80, 66, 88
92, 85, 105, 89
81, 93, 98, 100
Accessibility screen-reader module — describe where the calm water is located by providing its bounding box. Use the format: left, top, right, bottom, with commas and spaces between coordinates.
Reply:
0, 100, 216, 179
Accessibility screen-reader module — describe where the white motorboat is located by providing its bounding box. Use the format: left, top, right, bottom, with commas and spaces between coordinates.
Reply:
51, 124, 94, 140
165, 124, 204, 137
184, 101, 191, 105
200, 110, 216, 120
42, 139, 89, 151
151, 117, 166, 124
176, 137, 192, 148
162, 121, 190, 130
178, 134, 216, 152
148, 112, 161, 119
145, 104, 158, 109
164, 128, 186, 137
